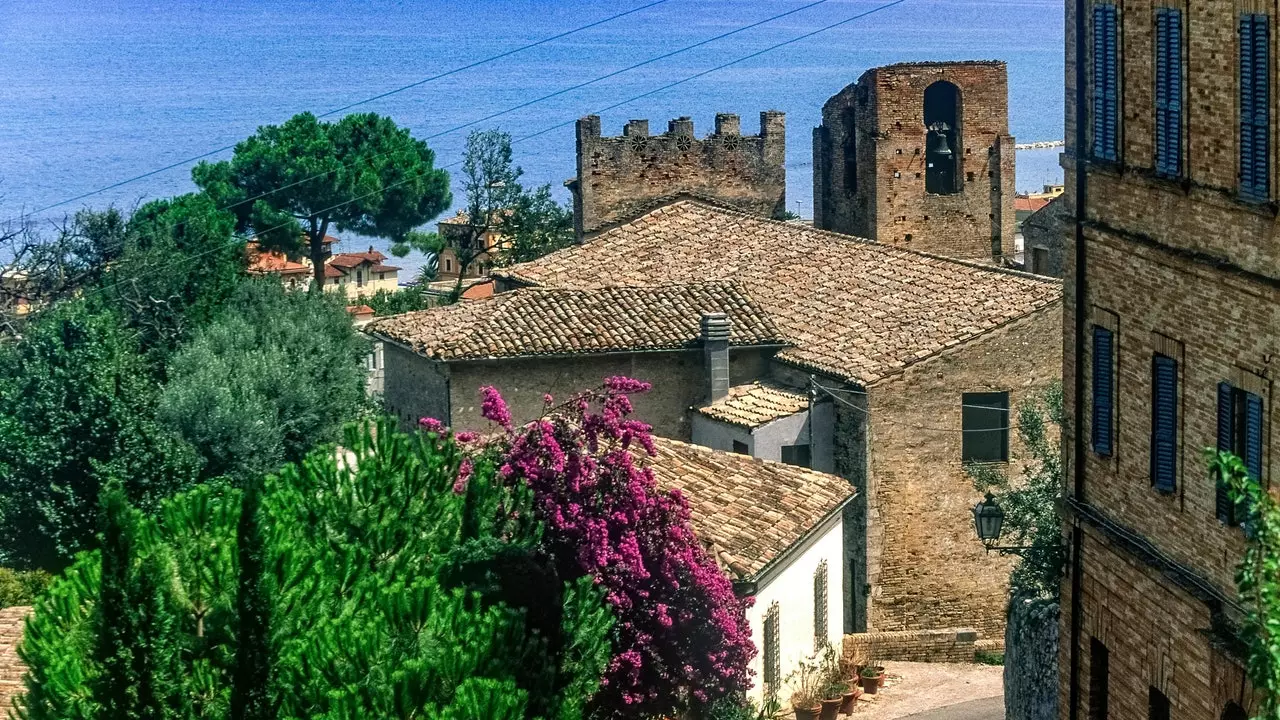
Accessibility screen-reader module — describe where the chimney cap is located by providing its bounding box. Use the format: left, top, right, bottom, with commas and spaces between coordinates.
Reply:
701, 312, 731, 341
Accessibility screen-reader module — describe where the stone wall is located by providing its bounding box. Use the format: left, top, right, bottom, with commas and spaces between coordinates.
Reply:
842, 628, 979, 664
382, 342, 452, 431
865, 302, 1062, 638
1004, 596, 1058, 720
445, 348, 773, 440
571, 112, 786, 237
0, 606, 29, 717
1021, 196, 1068, 277
813, 61, 1016, 262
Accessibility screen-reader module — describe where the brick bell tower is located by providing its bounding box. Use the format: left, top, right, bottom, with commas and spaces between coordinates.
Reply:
812, 61, 1016, 263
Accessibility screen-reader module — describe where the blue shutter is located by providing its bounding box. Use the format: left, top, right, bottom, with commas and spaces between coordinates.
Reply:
1217, 383, 1236, 523
1092, 5, 1120, 161
1239, 392, 1266, 535
1155, 9, 1184, 176
1151, 355, 1178, 492
1241, 15, 1271, 199
1092, 327, 1115, 455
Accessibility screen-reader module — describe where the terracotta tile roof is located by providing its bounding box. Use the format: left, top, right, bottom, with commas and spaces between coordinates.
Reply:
1014, 196, 1051, 213
346, 304, 375, 317
329, 250, 389, 268
649, 436, 855, 580
369, 263, 401, 273
461, 280, 495, 300
368, 281, 784, 361
493, 200, 1061, 384
697, 382, 810, 429
323, 264, 343, 279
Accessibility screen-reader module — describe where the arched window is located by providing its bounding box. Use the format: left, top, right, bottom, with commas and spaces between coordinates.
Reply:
1222, 702, 1248, 720
924, 81, 963, 194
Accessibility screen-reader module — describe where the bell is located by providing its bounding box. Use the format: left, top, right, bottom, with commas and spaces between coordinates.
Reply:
928, 128, 953, 158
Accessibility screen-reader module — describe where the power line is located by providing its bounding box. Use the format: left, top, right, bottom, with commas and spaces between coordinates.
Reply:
811, 378, 1026, 434
11, 0, 841, 258
6, 0, 672, 223
60, 0, 914, 311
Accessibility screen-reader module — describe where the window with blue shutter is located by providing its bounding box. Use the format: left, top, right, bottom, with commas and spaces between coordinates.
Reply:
1150, 354, 1178, 492
1216, 383, 1266, 526
1092, 3, 1120, 162
1154, 8, 1184, 176
1240, 14, 1271, 200
1092, 326, 1115, 455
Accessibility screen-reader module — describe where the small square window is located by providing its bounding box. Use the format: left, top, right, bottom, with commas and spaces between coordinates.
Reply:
962, 392, 1009, 463
732, 440, 749, 455
781, 444, 812, 468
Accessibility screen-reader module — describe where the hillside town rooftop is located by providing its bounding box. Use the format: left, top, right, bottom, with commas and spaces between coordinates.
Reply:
696, 381, 810, 429
367, 280, 785, 361
649, 436, 855, 580
493, 200, 1061, 384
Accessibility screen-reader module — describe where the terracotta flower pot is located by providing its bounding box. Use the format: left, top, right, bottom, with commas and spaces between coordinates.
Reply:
819, 698, 842, 720
838, 690, 860, 714
869, 665, 886, 688
794, 705, 822, 720
859, 674, 881, 695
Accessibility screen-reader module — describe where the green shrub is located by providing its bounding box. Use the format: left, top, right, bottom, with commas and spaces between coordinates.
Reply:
0, 567, 53, 607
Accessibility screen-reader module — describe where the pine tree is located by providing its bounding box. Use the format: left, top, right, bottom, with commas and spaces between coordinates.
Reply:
230, 478, 273, 720
91, 488, 140, 718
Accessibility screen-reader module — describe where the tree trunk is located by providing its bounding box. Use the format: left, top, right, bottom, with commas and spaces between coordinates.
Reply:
309, 217, 331, 291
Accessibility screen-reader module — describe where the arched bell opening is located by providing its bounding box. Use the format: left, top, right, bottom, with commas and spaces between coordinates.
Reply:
923, 81, 962, 195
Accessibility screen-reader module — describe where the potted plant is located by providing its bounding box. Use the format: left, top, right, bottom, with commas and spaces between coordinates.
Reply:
816, 644, 849, 720
787, 658, 823, 720
858, 662, 885, 695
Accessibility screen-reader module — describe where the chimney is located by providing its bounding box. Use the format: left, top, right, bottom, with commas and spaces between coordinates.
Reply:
701, 313, 731, 403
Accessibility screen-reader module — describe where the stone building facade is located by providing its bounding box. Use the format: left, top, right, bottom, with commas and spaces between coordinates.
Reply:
489, 200, 1062, 639
1059, 0, 1279, 717
813, 62, 1017, 262
567, 112, 786, 238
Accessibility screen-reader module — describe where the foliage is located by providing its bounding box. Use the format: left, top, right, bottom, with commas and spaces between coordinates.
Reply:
479, 379, 755, 718
784, 656, 822, 709
102, 193, 246, 363
364, 286, 432, 316
157, 279, 369, 484
0, 208, 126, 313
704, 695, 780, 720
974, 649, 1005, 666
1212, 450, 1280, 719
815, 643, 848, 698
193, 112, 451, 289
18, 419, 615, 720
393, 130, 573, 299
0, 567, 52, 608
968, 382, 1066, 599
0, 299, 200, 570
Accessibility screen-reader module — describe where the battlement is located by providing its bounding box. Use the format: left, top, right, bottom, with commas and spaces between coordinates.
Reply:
570, 112, 787, 237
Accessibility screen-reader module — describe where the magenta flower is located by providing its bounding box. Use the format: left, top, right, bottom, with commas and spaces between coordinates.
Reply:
452, 458, 474, 495
418, 417, 445, 433
479, 385, 513, 431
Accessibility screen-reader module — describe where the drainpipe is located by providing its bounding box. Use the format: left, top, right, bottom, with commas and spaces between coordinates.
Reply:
1068, 0, 1089, 712
701, 313, 732, 404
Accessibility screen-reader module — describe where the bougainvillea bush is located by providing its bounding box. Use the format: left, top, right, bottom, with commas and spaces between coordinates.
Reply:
475, 378, 756, 718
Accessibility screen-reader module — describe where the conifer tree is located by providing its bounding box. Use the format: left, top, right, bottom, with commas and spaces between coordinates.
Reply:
230, 478, 272, 720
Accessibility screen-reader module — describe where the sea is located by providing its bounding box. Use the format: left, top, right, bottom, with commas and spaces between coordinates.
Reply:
0, 0, 1065, 276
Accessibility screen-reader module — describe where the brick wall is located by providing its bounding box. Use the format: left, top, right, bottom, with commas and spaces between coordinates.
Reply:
866, 302, 1063, 639
571, 112, 786, 237
0, 607, 29, 718
842, 628, 980, 664
813, 62, 1016, 262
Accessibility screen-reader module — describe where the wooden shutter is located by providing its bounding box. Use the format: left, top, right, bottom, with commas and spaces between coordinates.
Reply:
1092, 326, 1115, 455
1217, 382, 1236, 523
1241, 392, 1265, 533
1241, 15, 1271, 199
1151, 355, 1178, 492
1093, 4, 1120, 161
1155, 9, 1183, 176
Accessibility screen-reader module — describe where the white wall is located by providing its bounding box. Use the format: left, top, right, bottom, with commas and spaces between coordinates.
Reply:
745, 512, 845, 706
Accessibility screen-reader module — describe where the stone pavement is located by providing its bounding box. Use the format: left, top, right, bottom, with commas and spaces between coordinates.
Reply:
849, 661, 1003, 719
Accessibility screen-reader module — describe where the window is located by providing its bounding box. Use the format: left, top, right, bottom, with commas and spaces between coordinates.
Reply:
782, 444, 812, 468
1092, 326, 1116, 456
1092, 3, 1120, 161
1223, 702, 1249, 720
1151, 354, 1179, 492
763, 603, 781, 701
378, 272, 385, 281
924, 81, 962, 194
731, 440, 749, 455
962, 392, 1010, 463
1149, 687, 1170, 720
1240, 14, 1271, 200
1089, 638, 1109, 720
1154, 8, 1184, 176
1216, 382, 1265, 525
445, 258, 453, 272
1031, 247, 1050, 275
356, 269, 364, 287
813, 560, 829, 652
